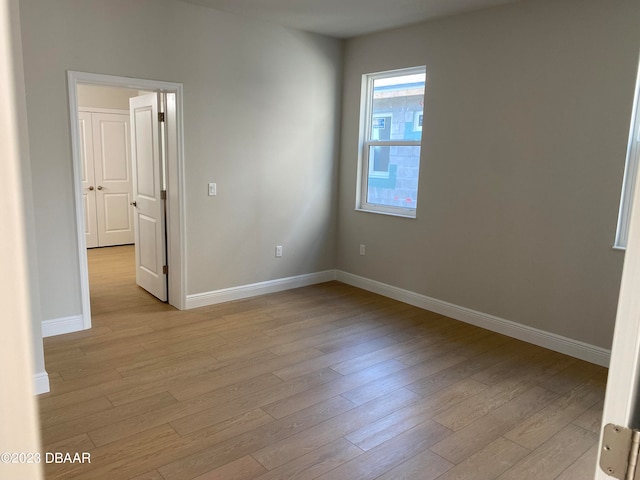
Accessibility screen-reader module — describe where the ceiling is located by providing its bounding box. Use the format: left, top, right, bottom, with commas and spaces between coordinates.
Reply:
179, 0, 523, 39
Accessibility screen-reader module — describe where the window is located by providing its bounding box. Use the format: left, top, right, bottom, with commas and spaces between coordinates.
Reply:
615, 90, 640, 249
357, 66, 426, 218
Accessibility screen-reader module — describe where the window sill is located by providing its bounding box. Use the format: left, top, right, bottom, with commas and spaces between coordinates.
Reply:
355, 207, 416, 219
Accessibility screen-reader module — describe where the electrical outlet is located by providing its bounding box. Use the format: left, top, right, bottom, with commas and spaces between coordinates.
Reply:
208, 182, 217, 196
276, 245, 283, 257
360, 244, 366, 255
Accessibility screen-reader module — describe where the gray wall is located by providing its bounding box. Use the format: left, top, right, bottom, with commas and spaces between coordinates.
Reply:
19, 0, 342, 320
337, 0, 640, 348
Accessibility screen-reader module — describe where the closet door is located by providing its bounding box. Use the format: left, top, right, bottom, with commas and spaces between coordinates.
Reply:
92, 113, 135, 246
79, 111, 98, 248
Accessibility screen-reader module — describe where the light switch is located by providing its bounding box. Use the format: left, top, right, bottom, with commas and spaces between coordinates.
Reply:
208, 182, 217, 196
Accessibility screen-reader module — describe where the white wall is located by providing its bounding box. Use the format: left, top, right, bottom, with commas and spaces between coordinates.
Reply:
337, 0, 640, 349
19, 0, 342, 321
3, 0, 47, 394
0, 0, 44, 474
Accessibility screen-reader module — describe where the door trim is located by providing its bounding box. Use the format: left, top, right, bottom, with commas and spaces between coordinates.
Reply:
67, 71, 187, 330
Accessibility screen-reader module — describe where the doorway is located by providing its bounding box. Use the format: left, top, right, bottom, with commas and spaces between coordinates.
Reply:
68, 71, 186, 331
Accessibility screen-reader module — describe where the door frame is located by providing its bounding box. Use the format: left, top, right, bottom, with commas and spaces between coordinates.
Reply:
67, 71, 186, 329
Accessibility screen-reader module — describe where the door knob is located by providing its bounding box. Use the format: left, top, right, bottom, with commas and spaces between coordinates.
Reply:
97, 186, 104, 190
130, 201, 137, 207
88, 186, 94, 191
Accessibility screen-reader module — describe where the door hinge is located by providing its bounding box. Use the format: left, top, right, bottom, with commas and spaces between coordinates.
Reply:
600, 424, 640, 479
163, 265, 168, 275
158, 112, 165, 122
161, 190, 167, 200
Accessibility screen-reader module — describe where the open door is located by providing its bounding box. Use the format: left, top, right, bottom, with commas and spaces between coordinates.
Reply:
596, 130, 640, 479
596, 61, 640, 479
129, 93, 167, 302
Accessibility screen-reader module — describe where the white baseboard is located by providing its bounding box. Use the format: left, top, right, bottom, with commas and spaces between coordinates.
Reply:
42, 315, 85, 337
185, 270, 338, 309
33, 371, 50, 395
54, 269, 609, 366
336, 271, 611, 367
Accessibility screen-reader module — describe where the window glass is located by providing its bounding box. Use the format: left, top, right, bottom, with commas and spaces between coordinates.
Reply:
371, 73, 425, 142
366, 146, 421, 210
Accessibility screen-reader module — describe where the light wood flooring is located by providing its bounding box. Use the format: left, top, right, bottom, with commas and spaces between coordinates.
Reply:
39, 245, 607, 480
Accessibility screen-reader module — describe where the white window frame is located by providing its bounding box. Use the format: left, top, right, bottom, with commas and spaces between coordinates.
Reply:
356, 66, 426, 218
615, 67, 640, 250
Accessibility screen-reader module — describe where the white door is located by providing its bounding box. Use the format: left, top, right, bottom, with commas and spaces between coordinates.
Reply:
596, 145, 640, 477
130, 93, 167, 302
92, 112, 135, 246
79, 111, 98, 248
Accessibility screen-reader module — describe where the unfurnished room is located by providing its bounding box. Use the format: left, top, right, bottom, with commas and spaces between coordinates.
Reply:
2, 0, 640, 479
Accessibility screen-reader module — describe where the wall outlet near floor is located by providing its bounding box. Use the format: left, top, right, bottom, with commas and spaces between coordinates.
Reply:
276, 245, 283, 257
360, 244, 366, 255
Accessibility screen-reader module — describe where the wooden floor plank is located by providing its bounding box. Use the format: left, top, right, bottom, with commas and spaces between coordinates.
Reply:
503, 378, 604, 450
169, 367, 343, 436
262, 359, 408, 420
497, 424, 597, 480
41, 391, 178, 447
251, 438, 363, 480
341, 352, 467, 406
374, 448, 453, 480
312, 420, 451, 480
434, 437, 530, 480
430, 386, 558, 464
129, 470, 165, 480
555, 443, 600, 480
250, 388, 420, 471
572, 399, 604, 434
157, 396, 356, 480
193, 455, 267, 480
